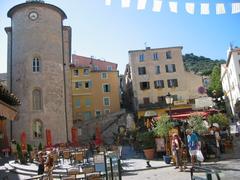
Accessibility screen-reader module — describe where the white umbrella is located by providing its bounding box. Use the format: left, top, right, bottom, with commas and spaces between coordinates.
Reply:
144, 111, 157, 117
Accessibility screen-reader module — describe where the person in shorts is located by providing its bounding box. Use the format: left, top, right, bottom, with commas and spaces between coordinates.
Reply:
186, 129, 199, 167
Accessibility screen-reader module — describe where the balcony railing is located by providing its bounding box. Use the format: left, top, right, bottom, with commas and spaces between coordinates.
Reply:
138, 102, 168, 109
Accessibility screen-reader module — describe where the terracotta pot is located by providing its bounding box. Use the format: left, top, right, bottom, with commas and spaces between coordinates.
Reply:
143, 148, 155, 160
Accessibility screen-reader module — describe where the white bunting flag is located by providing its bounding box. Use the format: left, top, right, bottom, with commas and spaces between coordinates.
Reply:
105, 0, 111, 6
185, 3, 195, 15
122, 0, 131, 8
169, 1, 178, 13
232, 3, 240, 14
201, 3, 210, 15
216, 3, 226, 15
152, 0, 162, 12
137, 0, 147, 10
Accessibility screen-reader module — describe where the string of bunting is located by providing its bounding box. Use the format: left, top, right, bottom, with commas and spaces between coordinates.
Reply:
104, 0, 240, 15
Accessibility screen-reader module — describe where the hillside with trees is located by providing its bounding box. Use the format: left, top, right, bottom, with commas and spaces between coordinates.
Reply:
183, 53, 226, 75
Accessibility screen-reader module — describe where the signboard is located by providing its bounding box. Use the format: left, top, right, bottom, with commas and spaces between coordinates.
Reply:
194, 97, 213, 109
174, 100, 187, 106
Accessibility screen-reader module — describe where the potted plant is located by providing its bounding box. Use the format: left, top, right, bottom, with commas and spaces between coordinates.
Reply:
137, 131, 155, 160
153, 114, 173, 164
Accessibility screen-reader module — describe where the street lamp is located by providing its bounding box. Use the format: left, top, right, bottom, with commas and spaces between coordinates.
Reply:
165, 92, 174, 119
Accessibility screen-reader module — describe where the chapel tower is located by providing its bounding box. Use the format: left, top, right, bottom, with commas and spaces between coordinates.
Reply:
5, 0, 73, 145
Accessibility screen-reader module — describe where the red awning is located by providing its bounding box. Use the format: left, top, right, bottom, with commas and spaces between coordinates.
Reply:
172, 111, 209, 120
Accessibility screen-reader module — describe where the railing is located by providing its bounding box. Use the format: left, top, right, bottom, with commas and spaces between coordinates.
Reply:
139, 102, 168, 109
190, 166, 221, 180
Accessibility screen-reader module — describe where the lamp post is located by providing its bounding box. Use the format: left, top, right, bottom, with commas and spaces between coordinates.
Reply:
165, 92, 174, 120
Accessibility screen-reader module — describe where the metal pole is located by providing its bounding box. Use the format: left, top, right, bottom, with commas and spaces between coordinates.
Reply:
118, 159, 122, 180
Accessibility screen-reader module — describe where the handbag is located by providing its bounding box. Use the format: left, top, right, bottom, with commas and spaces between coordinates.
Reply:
196, 150, 204, 162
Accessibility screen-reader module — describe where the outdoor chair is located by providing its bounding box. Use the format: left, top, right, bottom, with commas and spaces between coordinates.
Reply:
52, 152, 60, 165
73, 151, 84, 164
82, 166, 102, 180
63, 150, 71, 163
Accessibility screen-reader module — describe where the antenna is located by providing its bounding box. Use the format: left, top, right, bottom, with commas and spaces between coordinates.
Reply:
144, 42, 147, 49
229, 42, 233, 50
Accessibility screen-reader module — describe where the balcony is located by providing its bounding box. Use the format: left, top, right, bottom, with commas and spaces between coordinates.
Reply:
138, 102, 168, 110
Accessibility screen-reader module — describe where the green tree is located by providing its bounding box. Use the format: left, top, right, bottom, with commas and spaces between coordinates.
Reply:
207, 65, 223, 97
153, 114, 173, 138
188, 115, 208, 135
208, 113, 229, 128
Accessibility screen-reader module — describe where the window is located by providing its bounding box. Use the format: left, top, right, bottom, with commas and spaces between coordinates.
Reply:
33, 119, 43, 138
165, 64, 176, 73
103, 84, 111, 92
93, 65, 99, 71
75, 81, 82, 88
85, 98, 91, 107
153, 53, 159, 60
155, 65, 160, 74
139, 54, 144, 62
101, 72, 108, 79
75, 99, 80, 108
166, 51, 172, 59
154, 80, 164, 88
107, 66, 112, 71
104, 109, 110, 114
32, 57, 40, 72
95, 111, 101, 117
140, 82, 150, 90
32, 89, 42, 110
103, 97, 110, 106
167, 79, 178, 88
138, 67, 146, 75
83, 112, 92, 120
85, 81, 92, 88
73, 69, 79, 76
83, 68, 89, 75
143, 97, 150, 104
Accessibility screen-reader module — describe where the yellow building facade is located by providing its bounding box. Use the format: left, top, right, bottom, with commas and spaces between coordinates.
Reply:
71, 55, 121, 122
127, 46, 206, 118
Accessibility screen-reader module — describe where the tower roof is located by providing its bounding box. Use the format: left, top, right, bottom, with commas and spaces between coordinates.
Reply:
7, 1, 67, 19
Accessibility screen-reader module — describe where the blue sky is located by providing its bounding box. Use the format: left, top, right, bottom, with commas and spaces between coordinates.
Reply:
0, 0, 240, 74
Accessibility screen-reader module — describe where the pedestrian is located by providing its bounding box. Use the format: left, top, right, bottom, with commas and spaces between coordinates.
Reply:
10, 140, 17, 163
37, 151, 45, 175
171, 133, 183, 171
186, 129, 199, 167
236, 120, 240, 136
44, 152, 54, 180
213, 126, 221, 160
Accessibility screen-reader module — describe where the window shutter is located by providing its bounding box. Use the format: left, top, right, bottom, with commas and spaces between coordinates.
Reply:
173, 64, 176, 72
165, 65, 169, 72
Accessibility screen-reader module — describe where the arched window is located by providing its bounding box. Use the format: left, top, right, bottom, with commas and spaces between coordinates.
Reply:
33, 119, 43, 138
32, 57, 40, 72
32, 89, 42, 110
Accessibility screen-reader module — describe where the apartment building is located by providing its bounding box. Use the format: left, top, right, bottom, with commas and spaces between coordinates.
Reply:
221, 47, 240, 116
126, 46, 206, 118
71, 55, 121, 122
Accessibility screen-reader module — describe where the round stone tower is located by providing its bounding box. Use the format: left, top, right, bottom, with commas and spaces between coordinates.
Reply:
5, 0, 73, 146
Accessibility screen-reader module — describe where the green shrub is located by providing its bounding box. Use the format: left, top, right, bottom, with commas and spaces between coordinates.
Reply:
136, 131, 155, 149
